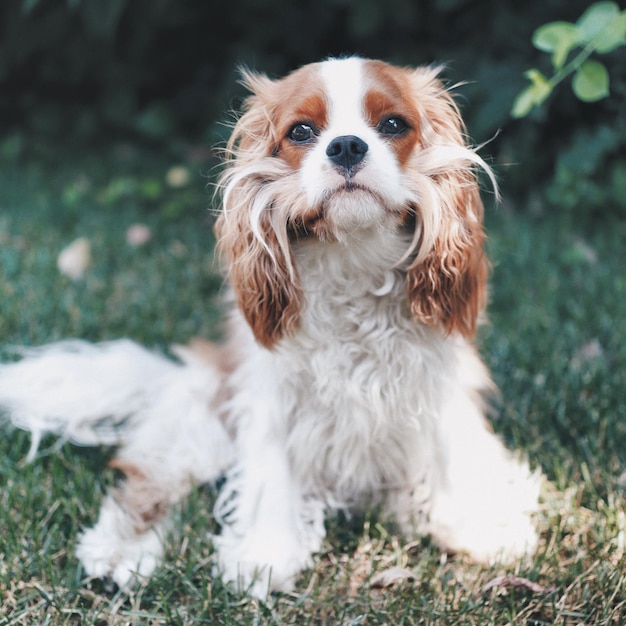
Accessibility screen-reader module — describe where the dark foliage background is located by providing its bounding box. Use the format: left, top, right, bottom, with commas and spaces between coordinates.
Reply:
1, 0, 625, 218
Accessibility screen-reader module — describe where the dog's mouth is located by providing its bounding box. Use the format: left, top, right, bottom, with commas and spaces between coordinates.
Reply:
340, 180, 366, 193
287, 181, 389, 241
330, 179, 380, 200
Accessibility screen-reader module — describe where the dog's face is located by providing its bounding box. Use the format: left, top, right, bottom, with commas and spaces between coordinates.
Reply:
216, 57, 493, 348
274, 58, 420, 238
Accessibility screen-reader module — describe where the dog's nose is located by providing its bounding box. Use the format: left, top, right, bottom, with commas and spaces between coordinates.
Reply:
326, 135, 368, 172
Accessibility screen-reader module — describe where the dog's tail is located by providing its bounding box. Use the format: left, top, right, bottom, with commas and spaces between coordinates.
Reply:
0, 339, 172, 457
0, 339, 234, 478
0, 337, 235, 586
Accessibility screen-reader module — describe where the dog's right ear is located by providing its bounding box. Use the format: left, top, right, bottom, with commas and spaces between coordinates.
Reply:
214, 70, 304, 350
215, 208, 303, 350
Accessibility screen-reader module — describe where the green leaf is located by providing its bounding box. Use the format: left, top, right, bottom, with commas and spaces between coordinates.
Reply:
577, 1, 620, 43
524, 69, 552, 97
572, 60, 610, 101
533, 21, 582, 68
511, 71, 552, 118
511, 86, 538, 118
594, 11, 626, 53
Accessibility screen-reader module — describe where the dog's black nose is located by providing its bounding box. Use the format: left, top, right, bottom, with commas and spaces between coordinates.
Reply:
326, 135, 368, 172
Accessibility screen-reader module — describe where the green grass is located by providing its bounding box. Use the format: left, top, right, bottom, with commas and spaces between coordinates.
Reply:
1, 144, 625, 625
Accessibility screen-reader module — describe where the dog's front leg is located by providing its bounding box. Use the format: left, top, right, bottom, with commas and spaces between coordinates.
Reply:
76, 358, 234, 588
428, 381, 541, 564
76, 463, 179, 588
213, 421, 326, 598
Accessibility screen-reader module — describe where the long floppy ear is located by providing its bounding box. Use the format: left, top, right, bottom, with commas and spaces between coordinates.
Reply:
406, 178, 487, 338
405, 69, 490, 339
214, 70, 303, 349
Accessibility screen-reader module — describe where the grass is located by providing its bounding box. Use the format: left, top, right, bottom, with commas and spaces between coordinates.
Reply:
0, 141, 625, 625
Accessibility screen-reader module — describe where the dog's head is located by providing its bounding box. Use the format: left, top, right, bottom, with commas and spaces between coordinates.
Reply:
216, 57, 495, 348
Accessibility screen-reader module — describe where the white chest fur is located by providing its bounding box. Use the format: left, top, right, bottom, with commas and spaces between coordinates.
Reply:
227, 232, 456, 509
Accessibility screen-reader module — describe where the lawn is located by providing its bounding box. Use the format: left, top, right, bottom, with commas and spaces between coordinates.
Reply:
0, 142, 625, 625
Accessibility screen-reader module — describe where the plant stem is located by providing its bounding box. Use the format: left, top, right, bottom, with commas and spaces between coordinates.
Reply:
548, 42, 597, 89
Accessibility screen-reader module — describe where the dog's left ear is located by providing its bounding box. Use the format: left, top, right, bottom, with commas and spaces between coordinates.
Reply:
405, 69, 489, 339
406, 180, 487, 339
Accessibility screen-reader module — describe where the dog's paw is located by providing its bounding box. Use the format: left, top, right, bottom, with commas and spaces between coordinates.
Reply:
431, 496, 540, 566
214, 531, 314, 598
446, 512, 539, 565
76, 495, 165, 587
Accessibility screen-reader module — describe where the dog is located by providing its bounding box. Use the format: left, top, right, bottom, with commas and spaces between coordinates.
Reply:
0, 57, 541, 598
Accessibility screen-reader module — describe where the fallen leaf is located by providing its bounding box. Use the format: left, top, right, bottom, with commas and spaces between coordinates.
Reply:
57, 237, 91, 280
165, 165, 190, 188
570, 339, 604, 371
482, 575, 556, 595
370, 567, 414, 589
126, 223, 152, 246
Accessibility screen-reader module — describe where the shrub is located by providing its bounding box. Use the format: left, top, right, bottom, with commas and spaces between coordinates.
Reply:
1, 0, 623, 218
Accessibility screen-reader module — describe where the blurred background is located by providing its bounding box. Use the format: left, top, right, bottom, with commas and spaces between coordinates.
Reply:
1, 10, 625, 617
0, 0, 624, 219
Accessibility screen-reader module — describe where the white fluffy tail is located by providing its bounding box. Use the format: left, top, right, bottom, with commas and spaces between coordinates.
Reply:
0, 339, 233, 477
0, 340, 175, 456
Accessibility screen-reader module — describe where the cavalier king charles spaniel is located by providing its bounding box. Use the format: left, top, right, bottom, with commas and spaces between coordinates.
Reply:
0, 57, 541, 598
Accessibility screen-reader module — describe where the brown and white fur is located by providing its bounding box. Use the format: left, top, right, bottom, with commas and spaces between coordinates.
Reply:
0, 57, 541, 598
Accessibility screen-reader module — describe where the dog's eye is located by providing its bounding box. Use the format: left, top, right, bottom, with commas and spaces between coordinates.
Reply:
288, 123, 317, 144
378, 117, 409, 136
